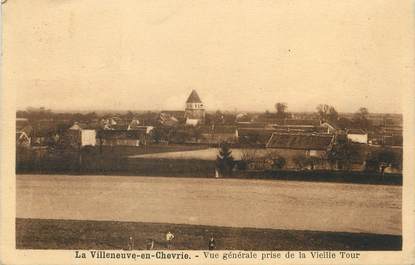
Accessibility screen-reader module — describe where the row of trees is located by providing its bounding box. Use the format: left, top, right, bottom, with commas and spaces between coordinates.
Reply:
272, 102, 372, 130
17, 107, 101, 122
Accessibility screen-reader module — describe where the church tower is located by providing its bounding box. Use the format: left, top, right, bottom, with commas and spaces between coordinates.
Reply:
185, 89, 205, 124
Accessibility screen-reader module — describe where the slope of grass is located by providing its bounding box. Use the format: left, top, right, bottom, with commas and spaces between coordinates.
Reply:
16, 218, 401, 251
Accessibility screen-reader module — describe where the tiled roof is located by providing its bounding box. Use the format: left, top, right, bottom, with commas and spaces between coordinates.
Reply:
266, 133, 334, 150
200, 125, 237, 134
16, 131, 29, 141
18, 125, 33, 135
237, 128, 276, 145
97, 130, 147, 139
347, 129, 367, 135
128, 124, 154, 133
186, 90, 202, 103
69, 122, 101, 130
272, 126, 328, 134
236, 122, 268, 128
274, 119, 320, 126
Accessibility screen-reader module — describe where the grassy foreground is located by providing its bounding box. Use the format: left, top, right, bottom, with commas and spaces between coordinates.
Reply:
16, 218, 401, 250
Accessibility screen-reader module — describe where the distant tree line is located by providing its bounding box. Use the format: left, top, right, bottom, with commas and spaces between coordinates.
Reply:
270, 102, 374, 130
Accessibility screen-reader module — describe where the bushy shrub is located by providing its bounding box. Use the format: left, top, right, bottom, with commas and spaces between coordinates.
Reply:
365, 148, 397, 175
272, 156, 286, 170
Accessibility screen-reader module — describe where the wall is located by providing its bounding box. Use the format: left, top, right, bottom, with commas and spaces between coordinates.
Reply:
347, 134, 368, 144
200, 133, 236, 144
81, 130, 96, 146
185, 108, 205, 120
101, 139, 140, 146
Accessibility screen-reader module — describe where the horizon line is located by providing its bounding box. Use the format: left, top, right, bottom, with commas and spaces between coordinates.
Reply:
16, 107, 403, 116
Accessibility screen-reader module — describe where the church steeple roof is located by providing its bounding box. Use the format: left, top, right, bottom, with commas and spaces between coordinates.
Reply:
186, 90, 202, 103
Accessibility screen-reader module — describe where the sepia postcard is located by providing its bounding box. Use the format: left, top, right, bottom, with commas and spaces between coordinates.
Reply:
0, 0, 414, 264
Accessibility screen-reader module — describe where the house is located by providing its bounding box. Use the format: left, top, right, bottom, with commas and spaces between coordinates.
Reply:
273, 125, 328, 134
159, 112, 182, 126
68, 122, 97, 147
31, 119, 58, 146
16, 118, 33, 147
270, 119, 328, 134
237, 127, 277, 147
235, 113, 251, 122
97, 129, 152, 147
320, 121, 340, 134
199, 125, 237, 144
185, 118, 200, 126
265, 133, 334, 170
16, 131, 31, 147
127, 120, 154, 134
346, 129, 368, 144
184, 90, 205, 124
127, 119, 140, 130
266, 133, 334, 157
101, 117, 129, 130
236, 122, 269, 129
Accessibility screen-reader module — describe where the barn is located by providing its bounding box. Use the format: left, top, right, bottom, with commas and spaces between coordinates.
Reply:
265, 133, 334, 169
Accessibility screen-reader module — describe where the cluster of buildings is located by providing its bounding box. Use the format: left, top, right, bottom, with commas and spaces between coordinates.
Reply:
16, 89, 402, 172
16, 116, 155, 149
15, 90, 208, 149
65, 90, 207, 147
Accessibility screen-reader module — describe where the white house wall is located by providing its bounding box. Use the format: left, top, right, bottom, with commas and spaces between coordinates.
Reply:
347, 134, 368, 144
81, 130, 96, 146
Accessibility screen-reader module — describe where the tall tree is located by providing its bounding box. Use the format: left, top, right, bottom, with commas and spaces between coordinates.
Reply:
272, 156, 286, 170
275, 102, 288, 120
214, 110, 224, 125
317, 104, 338, 122
365, 148, 396, 175
326, 136, 359, 170
216, 142, 234, 176
125, 111, 135, 121
353, 107, 371, 129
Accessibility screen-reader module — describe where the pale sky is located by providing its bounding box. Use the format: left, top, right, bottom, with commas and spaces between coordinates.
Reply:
3, 0, 412, 113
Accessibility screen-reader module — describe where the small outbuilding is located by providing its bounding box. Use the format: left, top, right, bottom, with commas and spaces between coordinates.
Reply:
346, 129, 368, 144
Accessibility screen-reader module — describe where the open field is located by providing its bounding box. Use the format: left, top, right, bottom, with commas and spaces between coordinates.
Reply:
17, 175, 401, 236
100, 144, 209, 156
129, 148, 249, 160
128, 145, 402, 161
16, 218, 402, 250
